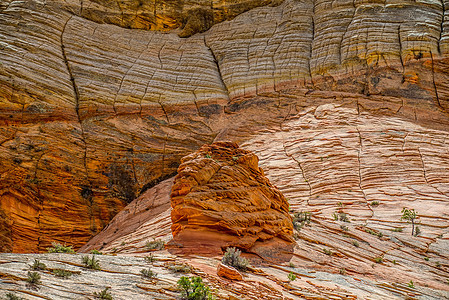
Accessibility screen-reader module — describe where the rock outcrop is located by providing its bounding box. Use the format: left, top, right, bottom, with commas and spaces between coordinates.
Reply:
2, 0, 449, 252
169, 142, 293, 259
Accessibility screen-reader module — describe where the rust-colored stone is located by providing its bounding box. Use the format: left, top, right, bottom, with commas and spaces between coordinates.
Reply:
217, 263, 243, 281
169, 142, 294, 259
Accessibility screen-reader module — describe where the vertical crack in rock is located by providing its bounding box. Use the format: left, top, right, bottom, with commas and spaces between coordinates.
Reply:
356, 128, 373, 220
203, 36, 230, 102
157, 94, 170, 123
308, 1, 315, 87
430, 51, 443, 111
60, 16, 92, 193
398, 25, 405, 79
338, 0, 356, 65
282, 141, 311, 205
439, 0, 445, 54
113, 37, 153, 114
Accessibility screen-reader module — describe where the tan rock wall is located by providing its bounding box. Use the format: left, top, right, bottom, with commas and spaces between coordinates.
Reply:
1, 0, 449, 252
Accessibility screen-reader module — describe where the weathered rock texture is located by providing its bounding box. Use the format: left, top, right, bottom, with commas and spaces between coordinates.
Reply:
169, 142, 293, 258
2, 253, 447, 300
1, 0, 449, 252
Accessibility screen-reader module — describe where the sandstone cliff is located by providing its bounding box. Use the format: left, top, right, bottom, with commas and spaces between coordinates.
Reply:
1, 0, 449, 253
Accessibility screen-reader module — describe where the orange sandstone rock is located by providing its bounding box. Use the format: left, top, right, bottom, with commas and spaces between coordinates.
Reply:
169, 142, 294, 260
217, 263, 243, 281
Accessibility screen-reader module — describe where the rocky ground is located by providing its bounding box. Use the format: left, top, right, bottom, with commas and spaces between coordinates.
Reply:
0, 251, 448, 299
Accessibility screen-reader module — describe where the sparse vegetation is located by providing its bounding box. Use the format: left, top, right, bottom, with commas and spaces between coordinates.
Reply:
366, 228, 383, 238
31, 259, 46, 271
292, 211, 311, 231
392, 227, 403, 232
47, 242, 75, 253
222, 247, 249, 271
323, 248, 333, 256
374, 257, 383, 264
436, 261, 441, 268
52, 268, 74, 278
332, 212, 349, 222
94, 287, 113, 300
352, 240, 359, 247
26, 271, 41, 285
289, 262, 295, 268
415, 226, 421, 236
90, 249, 103, 255
424, 257, 429, 261
168, 263, 192, 273
288, 272, 296, 281
5, 293, 23, 300
144, 254, 157, 263
82, 255, 101, 270
340, 225, 349, 231
370, 201, 380, 206
146, 239, 165, 250
339, 268, 347, 275
400, 208, 418, 236
408, 280, 415, 288
140, 268, 157, 279
177, 276, 214, 300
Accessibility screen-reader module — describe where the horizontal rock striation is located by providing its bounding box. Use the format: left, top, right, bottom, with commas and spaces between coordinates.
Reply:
1, 0, 449, 252
169, 142, 294, 258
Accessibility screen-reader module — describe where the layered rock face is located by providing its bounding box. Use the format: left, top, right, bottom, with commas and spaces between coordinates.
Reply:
169, 142, 294, 258
1, 0, 449, 252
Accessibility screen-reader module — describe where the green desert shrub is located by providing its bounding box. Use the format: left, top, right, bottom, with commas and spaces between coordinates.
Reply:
31, 259, 46, 271
177, 276, 214, 300
47, 242, 75, 253
222, 247, 249, 271
5, 293, 23, 300
292, 211, 311, 231
168, 263, 191, 273
26, 271, 41, 284
52, 268, 74, 278
94, 287, 113, 299
146, 239, 165, 250
140, 268, 157, 279
90, 249, 103, 255
288, 272, 296, 282
81, 255, 100, 270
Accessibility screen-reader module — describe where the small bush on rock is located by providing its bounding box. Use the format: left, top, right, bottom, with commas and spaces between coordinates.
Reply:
146, 239, 165, 250
177, 276, 214, 300
31, 259, 46, 271
222, 247, 249, 271
140, 268, 157, 279
94, 287, 113, 299
26, 271, 41, 284
81, 255, 100, 270
47, 242, 75, 253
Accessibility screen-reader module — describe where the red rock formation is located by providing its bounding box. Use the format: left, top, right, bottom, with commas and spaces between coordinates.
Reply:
168, 142, 294, 259
2, 0, 449, 253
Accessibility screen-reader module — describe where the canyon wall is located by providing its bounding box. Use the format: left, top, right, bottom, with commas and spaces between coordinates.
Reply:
1, 0, 449, 252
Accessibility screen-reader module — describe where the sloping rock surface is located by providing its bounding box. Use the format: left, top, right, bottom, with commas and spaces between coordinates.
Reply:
169, 142, 294, 258
2, 0, 449, 252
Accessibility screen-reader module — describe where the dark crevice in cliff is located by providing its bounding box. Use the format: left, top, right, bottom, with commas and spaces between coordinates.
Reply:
430, 51, 444, 111
439, 0, 445, 54
308, 0, 315, 88
398, 25, 405, 80
203, 36, 231, 102
60, 15, 91, 186
338, 0, 356, 65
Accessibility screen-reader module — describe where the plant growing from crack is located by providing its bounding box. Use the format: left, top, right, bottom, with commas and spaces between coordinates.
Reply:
400, 208, 418, 236
288, 272, 296, 282
81, 255, 101, 270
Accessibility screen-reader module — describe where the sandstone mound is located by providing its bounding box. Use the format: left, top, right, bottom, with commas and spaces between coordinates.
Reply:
169, 142, 294, 259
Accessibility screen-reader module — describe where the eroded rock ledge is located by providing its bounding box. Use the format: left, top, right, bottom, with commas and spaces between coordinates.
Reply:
168, 142, 294, 260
